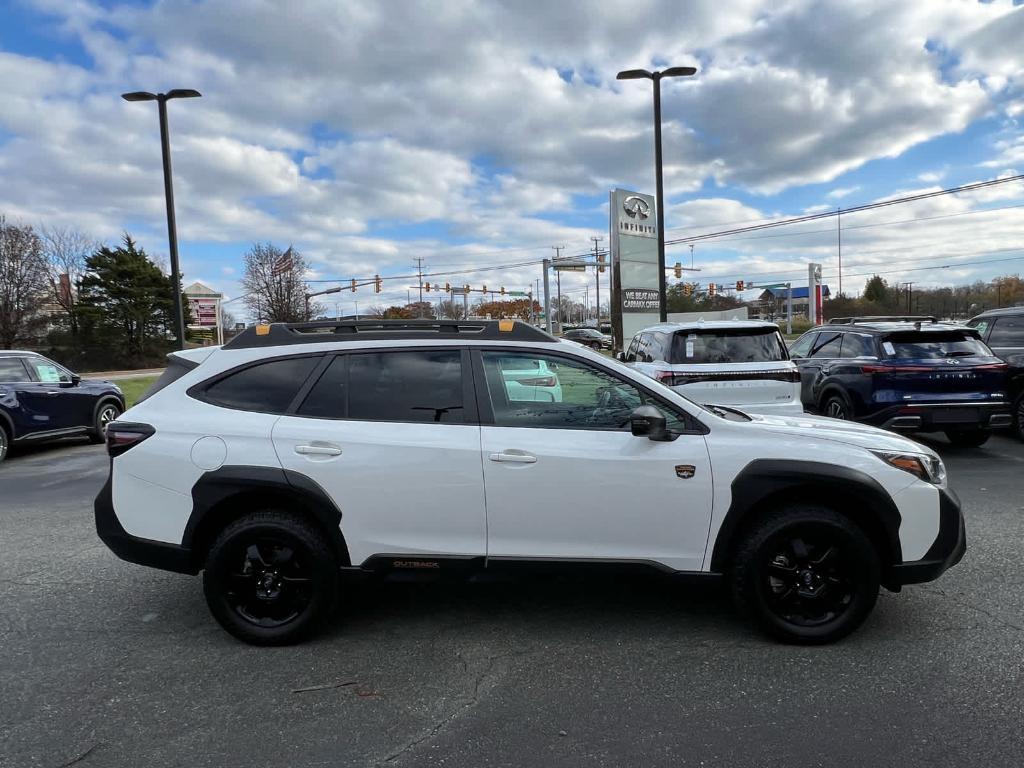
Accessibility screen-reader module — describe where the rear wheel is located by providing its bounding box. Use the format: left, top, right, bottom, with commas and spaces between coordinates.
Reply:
944, 428, 990, 448
731, 505, 880, 644
203, 510, 339, 645
822, 393, 851, 420
89, 401, 122, 444
0, 424, 9, 463
1013, 395, 1024, 442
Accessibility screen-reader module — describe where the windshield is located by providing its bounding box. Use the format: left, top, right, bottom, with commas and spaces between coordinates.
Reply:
669, 328, 788, 364
882, 332, 992, 359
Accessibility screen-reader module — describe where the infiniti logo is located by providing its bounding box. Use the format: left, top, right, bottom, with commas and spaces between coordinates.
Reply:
622, 196, 651, 219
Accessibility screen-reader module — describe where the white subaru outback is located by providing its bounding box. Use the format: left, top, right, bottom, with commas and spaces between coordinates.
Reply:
96, 320, 965, 646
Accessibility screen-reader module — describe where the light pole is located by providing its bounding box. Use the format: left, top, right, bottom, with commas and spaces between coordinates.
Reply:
617, 66, 697, 322
121, 88, 201, 350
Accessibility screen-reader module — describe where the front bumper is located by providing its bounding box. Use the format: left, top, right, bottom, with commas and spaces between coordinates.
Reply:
870, 402, 1011, 432
886, 487, 965, 587
95, 472, 198, 575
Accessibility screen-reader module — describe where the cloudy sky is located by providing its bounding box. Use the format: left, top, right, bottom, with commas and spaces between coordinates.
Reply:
1, 0, 1022, 315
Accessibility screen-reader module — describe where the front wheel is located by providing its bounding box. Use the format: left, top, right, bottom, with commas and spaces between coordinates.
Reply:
89, 401, 122, 444
1013, 395, 1024, 442
0, 426, 8, 463
944, 428, 990, 448
731, 505, 880, 644
203, 510, 339, 645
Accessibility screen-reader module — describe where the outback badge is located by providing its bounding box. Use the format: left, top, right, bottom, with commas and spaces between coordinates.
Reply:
675, 464, 696, 479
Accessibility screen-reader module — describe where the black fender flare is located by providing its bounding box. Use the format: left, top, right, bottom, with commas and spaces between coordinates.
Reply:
184, 465, 350, 569
709, 459, 903, 573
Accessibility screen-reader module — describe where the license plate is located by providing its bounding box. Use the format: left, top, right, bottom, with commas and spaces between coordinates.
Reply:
932, 408, 979, 424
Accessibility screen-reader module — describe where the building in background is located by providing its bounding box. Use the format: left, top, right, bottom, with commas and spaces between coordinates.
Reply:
183, 281, 223, 345
754, 285, 831, 320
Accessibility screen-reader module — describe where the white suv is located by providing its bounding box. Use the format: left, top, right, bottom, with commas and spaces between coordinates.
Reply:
96, 320, 965, 646
623, 320, 803, 415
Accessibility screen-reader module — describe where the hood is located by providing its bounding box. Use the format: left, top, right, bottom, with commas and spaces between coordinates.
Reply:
744, 411, 939, 458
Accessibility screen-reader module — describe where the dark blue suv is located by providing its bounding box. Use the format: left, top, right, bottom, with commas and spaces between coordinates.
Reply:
0, 351, 124, 463
789, 317, 1012, 447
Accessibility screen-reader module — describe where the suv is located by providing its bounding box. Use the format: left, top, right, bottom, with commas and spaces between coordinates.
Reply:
562, 327, 612, 350
0, 350, 124, 463
622, 321, 803, 415
789, 317, 1011, 447
965, 307, 1024, 440
96, 320, 964, 646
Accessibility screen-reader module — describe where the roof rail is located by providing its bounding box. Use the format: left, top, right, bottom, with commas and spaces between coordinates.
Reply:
223, 319, 557, 350
828, 315, 938, 325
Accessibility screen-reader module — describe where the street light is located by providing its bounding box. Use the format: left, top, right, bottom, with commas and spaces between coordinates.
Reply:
617, 65, 697, 322
121, 88, 202, 350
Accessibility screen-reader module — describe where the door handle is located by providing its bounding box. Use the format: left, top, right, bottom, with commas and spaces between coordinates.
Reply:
489, 451, 537, 464
43, 390, 61, 396
294, 444, 343, 456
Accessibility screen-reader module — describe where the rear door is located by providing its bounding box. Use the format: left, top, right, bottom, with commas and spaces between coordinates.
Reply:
272, 348, 487, 565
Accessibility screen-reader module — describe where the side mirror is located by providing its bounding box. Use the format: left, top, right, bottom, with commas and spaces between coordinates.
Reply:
616, 352, 626, 362
630, 405, 675, 442
61, 374, 81, 388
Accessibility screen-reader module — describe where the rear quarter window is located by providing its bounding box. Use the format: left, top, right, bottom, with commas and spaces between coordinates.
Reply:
198, 356, 321, 413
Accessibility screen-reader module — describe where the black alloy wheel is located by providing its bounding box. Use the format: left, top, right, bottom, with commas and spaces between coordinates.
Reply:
823, 394, 849, 420
1014, 395, 1024, 442
0, 426, 8, 463
203, 511, 338, 645
732, 505, 880, 644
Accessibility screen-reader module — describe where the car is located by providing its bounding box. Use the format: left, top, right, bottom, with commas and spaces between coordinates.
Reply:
965, 307, 1024, 441
620, 320, 803, 415
562, 327, 611, 350
0, 350, 124, 463
96, 319, 965, 647
788, 316, 1011, 447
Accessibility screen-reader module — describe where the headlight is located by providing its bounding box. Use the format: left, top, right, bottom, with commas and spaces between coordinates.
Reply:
872, 451, 946, 486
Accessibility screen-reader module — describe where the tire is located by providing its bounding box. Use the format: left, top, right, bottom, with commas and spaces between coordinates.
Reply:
1013, 395, 1024, 443
821, 392, 851, 421
0, 424, 9, 464
944, 428, 990, 448
89, 401, 122, 444
731, 505, 880, 645
203, 510, 339, 646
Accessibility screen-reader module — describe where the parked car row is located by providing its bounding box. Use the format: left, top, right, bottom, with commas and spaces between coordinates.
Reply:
620, 309, 1024, 445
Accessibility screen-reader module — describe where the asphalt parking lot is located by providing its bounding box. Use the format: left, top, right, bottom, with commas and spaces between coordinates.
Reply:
2, 435, 1023, 768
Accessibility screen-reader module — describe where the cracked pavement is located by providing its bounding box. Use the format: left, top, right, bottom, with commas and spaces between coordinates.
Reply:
1, 435, 1023, 767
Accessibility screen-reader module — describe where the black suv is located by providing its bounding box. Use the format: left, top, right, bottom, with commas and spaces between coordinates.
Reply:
562, 327, 611, 350
966, 307, 1024, 440
0, 351, 125, 462
789, 317, 1012, 447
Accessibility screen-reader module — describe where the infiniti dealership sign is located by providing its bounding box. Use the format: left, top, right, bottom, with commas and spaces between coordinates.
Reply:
610, 188, 660, 349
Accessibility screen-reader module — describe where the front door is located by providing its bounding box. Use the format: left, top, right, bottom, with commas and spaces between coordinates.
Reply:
272, 349, 486, 566
476, 350, 713, 572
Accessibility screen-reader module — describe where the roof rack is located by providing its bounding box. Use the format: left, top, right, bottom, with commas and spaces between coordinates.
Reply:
223, 319, 557, 350
828, 316, 938, 325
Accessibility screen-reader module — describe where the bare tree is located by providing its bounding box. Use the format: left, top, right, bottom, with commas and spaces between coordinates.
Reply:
0, 216, 49, 348
41, 226, 98, 335
239, 243, 320, 323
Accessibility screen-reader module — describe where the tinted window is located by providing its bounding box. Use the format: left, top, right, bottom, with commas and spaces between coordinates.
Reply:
788, 333, 816, 358
0, 357, 29, 382
203, 356, 319, 413
297, 356, 348, 418
347, 351, 464, 423
481, 351, 685, 431
989, 317, 1024, 346
624, 336, 640, 362
668, 328, 787, 364
882, 332, 991, 359
810, 332, 843, 358
840, 333, 875, 358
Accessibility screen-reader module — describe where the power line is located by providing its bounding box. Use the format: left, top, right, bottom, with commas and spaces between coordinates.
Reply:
664, 174, 1024, 246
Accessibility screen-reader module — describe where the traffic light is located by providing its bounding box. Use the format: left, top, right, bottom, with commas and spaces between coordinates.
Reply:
424, 282, 431, 292
350, 279, 357, 292
736, 280, 745, 291
597, 253, 606, 273
482, 285, 487, 294
500, 286, 506, 295
674, 262, 682, 278
708, 282, 717, 297
445, 282, 451, 292
463, 284, 470, 292
374, 275, 382, 293
683, 283, 692, 297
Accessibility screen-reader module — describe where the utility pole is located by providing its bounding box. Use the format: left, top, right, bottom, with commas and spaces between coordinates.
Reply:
413, 257, 425, 317
591, 236, 603, 328
552, 246, 564, 334
542, 259, 552, 334
837, 207, 842, 297
786, 282, 793, 335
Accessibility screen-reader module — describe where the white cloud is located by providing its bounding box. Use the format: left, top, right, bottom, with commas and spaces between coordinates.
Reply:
826, 186, 860, 200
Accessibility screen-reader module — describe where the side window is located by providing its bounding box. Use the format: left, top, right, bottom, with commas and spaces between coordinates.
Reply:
967, 318, 989, 338
840, 333, 875, 358
347, 350, 464, 423
624, 336, 640, 362
0, 357, 30, 383
636, 333, 654, 363
29, 358, 70, 383
296, 356, 348, 418
788, 333, 816, 358
481, 351, 686, 432
989, 317, 1024, 346
650, 332, 670, 361
810, 332, 843, 358
202, 356, 320, 413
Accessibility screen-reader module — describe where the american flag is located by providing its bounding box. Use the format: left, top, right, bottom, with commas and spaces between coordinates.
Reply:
271, 246, 294, 277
